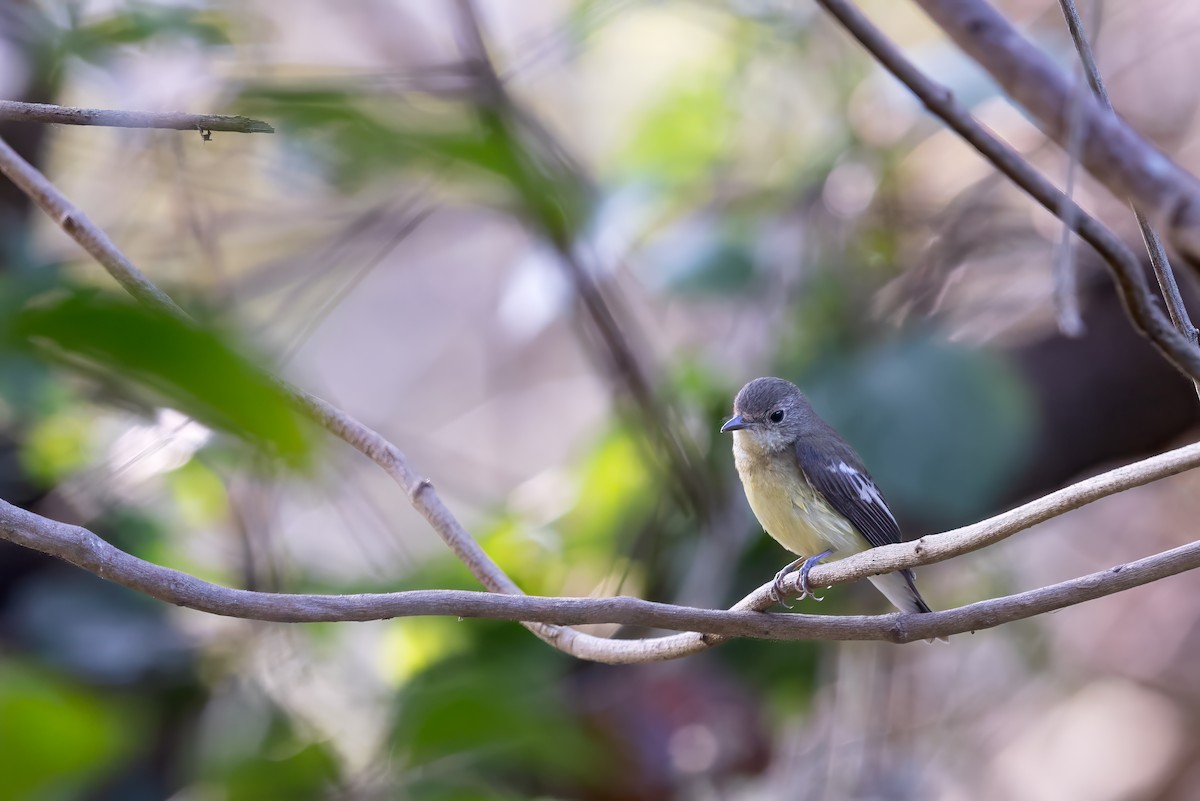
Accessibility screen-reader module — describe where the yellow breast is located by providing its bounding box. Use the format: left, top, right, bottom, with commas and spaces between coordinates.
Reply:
732, 433, 865, 559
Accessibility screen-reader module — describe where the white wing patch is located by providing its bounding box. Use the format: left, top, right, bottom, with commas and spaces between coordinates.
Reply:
830, 461, 898, 526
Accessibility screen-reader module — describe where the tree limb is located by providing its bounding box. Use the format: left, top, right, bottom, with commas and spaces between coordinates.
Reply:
4, 12, 1200, 663
2, 437, 1200, 655
909, 0, 1200, 262
1055, 0, 1200, 384
813, 0, 1200, 384
0, 100, 274, 134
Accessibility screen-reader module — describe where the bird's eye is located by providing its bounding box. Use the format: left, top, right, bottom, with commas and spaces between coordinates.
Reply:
769, 410, 785, 423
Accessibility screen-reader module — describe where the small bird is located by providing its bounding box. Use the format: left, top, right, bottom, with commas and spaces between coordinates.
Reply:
721, 376, 938, 623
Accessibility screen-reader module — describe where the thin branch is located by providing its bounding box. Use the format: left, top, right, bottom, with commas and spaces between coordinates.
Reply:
2, 147, 1200, 665
5, 12, 1200, 663
812, 0, 1200, 384
0, 100, 274, 134
0, 137, 185, 312
451, 0, 716, 520
3, 437, 1200, 653
1051, 0, 1092, 338
0, 127, 629, 662
1055, 0, 1200, 374
909, 0, 1200, 264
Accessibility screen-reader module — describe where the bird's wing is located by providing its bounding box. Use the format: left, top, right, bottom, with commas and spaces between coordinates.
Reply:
795, 440, 901, 549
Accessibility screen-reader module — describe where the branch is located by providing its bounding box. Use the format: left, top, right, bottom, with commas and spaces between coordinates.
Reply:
0, 131, 588, 656
1055, 0, 1200, 368
3, 437, 1200, 654
450, 1, 716, 521
909, 0, 1200, 262
4, 27, 1200, 663
1050, 0, 1091, 337
813, 0, 1200, 384
0, 100, 274, 134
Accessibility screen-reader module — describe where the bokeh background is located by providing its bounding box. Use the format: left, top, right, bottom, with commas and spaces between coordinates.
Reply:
3, 0, 1200, 799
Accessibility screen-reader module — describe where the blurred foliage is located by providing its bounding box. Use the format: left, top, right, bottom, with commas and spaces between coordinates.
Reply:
215, 739, 338, 801
0, 660, 141, 801
33, 3, 232, 82
644, 220, 763, 296
806, 336, 1034, 526
239, 87, 588, 245
164, 457, 230, 526
390, 623, 609, 799
0, 0, 1078, 799
20, 406, 93, 483
621, 64, 736, 191
5, 287, 314, 470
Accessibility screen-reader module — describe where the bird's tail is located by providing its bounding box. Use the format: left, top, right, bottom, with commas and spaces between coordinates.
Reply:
868, 569, 948, 643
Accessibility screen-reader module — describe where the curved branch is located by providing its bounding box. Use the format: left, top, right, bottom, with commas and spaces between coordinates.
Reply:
910, 0, 1200, 261
0, 130, 621, 661
2, 440, 1199, 661
0, 101, 274, 134
3, 20, 1200, 663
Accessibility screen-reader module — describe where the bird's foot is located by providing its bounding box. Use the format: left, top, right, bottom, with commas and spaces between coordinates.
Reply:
798, 549, 834, 602
770, 550, 834, 607
770, 557, 806, 608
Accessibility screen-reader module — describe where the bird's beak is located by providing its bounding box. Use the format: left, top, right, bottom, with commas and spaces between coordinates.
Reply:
720, 415, 747, 433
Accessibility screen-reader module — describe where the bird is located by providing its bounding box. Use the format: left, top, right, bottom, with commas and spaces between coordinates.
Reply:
720, 376, 939, 627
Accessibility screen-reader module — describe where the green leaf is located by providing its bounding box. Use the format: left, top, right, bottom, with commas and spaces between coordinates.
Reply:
21, 409, 94, 483
224, 744, 339, 801
559, 426, 654, 554
56, 5, 231, 66
391, 630, 607, 789
619, 67, 735, 189
805, 337, 1035, 524
238, 88, 585, 241
0, 660, 141, 801
10, 290, 313, 468
647, 227, 760, 296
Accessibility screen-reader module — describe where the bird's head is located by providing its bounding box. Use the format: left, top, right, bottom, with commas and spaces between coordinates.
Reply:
720, 376, 814, 453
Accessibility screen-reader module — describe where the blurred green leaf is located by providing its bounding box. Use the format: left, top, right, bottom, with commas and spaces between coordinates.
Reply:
20, 408, 93, 483
193, 690, 339, 800
0, 269, 68, 419
620, 68, 735, 189
9, 289, 313, 468
224, 743, 338, 801
55, 5, 231, 65
0, 660, 141, 801
166, 458, 230, 526
392, 625, 607, 793
559, 426, 654, 554
673, 239, 757, 295
805, 336, 1035, 524
648, 228, 760, 297
239, 88, 585, 242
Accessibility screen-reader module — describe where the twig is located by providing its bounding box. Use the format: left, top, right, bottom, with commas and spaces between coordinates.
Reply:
0, 100, 274, 134
811, 0, 1200, 384
3, 438, 1200, 653
10, 122, 1200, 659
0, 125, 677, 662
0, 137, 183, 312
909, 0, 1200, 266
1055, 0, 1200, 393
451, 0, 715, 520
1051, 0, 1093, 338
5, 13, 1200, 662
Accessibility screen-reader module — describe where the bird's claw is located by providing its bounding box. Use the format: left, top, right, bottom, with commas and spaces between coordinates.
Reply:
798, 549, 833, 602
770, 550, 834, 607
770, 557, 805, 607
